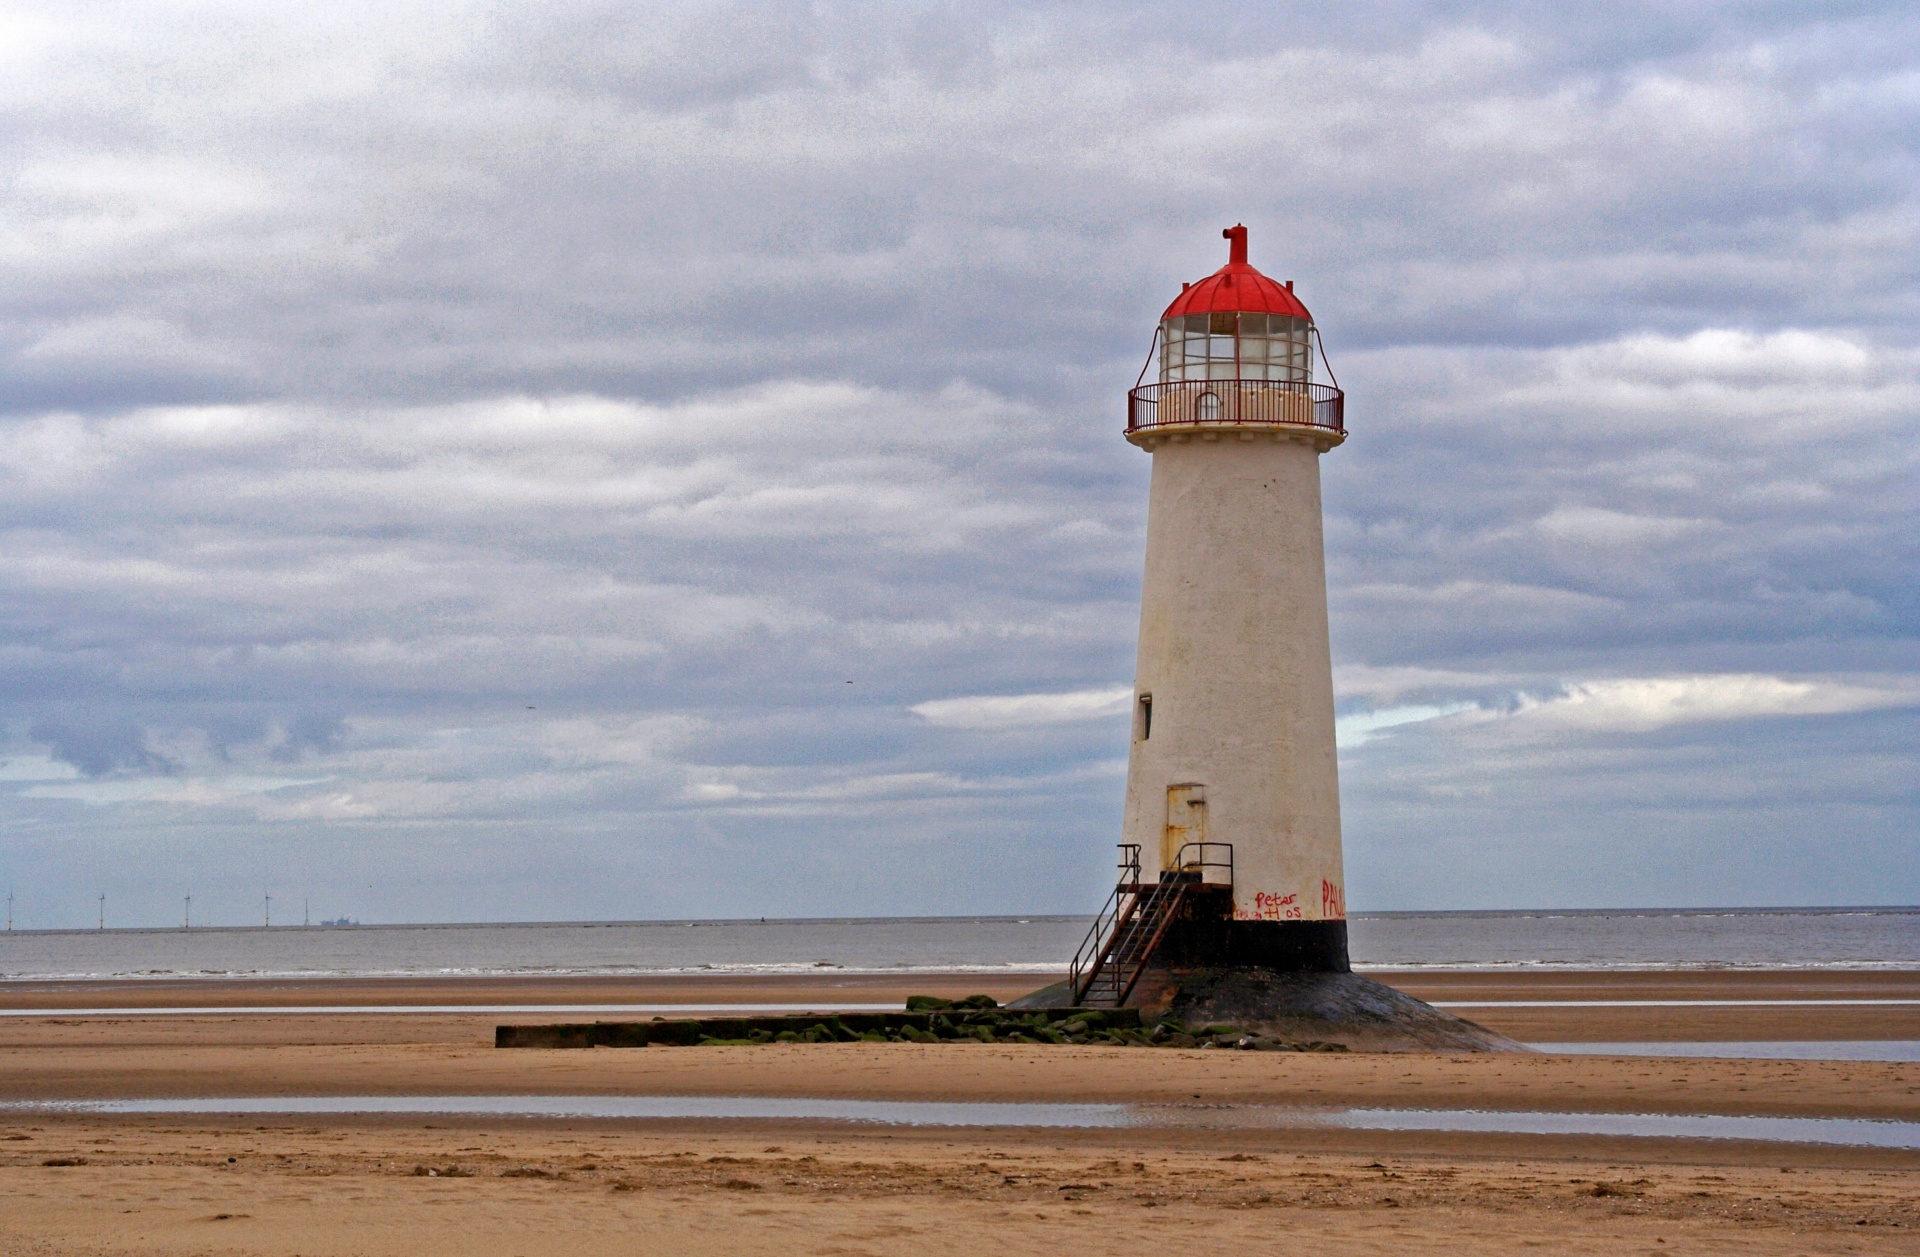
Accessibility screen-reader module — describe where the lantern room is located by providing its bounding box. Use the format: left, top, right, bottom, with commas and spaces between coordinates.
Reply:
1160, 309, 1313, 384
1127, 225, 1344, 445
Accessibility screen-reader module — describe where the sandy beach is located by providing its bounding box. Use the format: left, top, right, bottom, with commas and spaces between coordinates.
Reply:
2, 969, 1916, 1254
5, 1115, 1916, 1257
3, 967, 1920, 1251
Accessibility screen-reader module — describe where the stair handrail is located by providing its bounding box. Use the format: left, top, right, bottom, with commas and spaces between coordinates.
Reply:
1069, 845, 1141, 1003
1168, 840, 1233, 886
1107, 878, 1186, 1007
1103, 842, 1233, 1006
1071, 841, 1233, 1007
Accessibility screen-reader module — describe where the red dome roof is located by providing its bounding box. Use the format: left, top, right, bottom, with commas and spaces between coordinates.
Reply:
1160, 225, 1312, 322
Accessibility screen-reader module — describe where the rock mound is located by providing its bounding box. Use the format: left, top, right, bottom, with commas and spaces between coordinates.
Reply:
1014, 968, 1524, 1054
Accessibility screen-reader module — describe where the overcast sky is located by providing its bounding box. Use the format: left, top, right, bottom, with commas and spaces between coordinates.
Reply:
1, 1, 1915, 928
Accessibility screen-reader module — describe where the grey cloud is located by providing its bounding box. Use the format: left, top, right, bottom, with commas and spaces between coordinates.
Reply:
0, 2, 1914, 925
6, 3, 1920, 415
27, 717, 172, 777
1324, 329, 1919, 672
267, 711, 347, 763
1342, 704, 1920, 910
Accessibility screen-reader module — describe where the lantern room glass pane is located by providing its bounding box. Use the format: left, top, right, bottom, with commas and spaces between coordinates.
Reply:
1157, 314, 1317, 386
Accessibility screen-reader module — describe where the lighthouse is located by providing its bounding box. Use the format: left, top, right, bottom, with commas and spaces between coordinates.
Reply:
1062, 224, 1353, 1007
1119, 223, 1349, 972
1022, 229, 1520, 1049
1021, 228, 1512, 1051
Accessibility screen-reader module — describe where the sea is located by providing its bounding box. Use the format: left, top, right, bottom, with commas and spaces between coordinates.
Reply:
0, 907, 1915, 982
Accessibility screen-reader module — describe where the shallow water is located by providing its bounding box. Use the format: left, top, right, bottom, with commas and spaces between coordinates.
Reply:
13, 1096, 1919, 1148
0, 1002, 901, 1018
3, 906, 1915, 981
1530, 1040, 1920, 1062
1320, 1107, 1920, 1149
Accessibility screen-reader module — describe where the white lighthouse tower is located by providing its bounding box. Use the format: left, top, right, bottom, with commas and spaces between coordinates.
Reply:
1070, 225, 1350, 1004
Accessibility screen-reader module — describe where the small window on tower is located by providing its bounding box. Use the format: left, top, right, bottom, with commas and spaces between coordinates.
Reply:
1137, 694, 1153, 741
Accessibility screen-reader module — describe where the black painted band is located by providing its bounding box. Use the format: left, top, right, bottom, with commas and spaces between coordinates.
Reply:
1152, 915, 1350, 974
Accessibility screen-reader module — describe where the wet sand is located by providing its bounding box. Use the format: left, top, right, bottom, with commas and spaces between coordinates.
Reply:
1383, 968, 1920, 1042
2, 966, 1915, 1041
3, 1036, 1917, 1119
2, 969, 1916, 1254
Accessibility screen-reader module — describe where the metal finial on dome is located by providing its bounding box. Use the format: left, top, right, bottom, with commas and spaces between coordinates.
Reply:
1224, 223, 1248, 266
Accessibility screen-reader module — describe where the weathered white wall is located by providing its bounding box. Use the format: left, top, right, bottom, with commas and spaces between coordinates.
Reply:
1120, 431, 1346, 922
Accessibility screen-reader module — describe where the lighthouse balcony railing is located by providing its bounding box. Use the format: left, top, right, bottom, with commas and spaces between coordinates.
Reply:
1127, 378, 1344, 435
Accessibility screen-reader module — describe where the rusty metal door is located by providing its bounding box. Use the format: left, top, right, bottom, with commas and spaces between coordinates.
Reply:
1163, 783, 1206, 870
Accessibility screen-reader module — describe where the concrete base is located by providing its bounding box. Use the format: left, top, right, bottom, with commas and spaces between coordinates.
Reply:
1013, 968, 1525, 1053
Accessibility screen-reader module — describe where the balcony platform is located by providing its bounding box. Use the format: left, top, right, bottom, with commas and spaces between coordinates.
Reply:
1127, 378, 1345, 452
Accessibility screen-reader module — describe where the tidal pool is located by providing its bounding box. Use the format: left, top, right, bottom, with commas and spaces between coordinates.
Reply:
1529, 1040, 1920, 1062
10, 1096, 1918, 1149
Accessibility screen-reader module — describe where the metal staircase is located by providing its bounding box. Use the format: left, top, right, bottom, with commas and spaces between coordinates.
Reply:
1070, 842, 1232, 1007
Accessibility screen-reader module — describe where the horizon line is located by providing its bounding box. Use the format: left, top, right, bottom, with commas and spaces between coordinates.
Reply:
2, 903, 1917, 937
